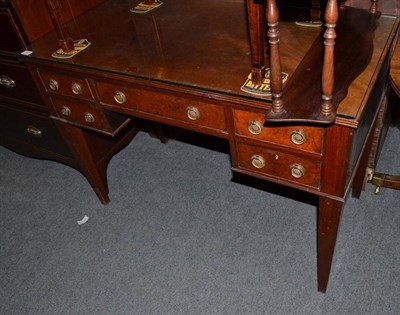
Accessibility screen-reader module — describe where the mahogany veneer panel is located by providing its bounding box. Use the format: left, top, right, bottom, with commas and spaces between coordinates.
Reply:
12, 0, 108, 41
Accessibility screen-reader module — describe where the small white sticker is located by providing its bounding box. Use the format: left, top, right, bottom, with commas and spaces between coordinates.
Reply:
21, 50, 33, 56
77, 215, 89, 225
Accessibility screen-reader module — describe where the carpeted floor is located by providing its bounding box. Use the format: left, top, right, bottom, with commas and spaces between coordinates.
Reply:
1, 124, 399, 314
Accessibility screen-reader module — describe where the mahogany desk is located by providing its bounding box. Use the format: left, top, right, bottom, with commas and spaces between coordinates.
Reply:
20, 0, 399, 292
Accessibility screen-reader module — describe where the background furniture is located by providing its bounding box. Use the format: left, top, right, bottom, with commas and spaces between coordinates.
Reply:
367, 38, 400, 192
0, 0, 73, 164
0, 0, 134, 195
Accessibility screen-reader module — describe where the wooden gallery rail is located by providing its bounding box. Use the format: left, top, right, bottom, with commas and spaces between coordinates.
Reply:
248, 0, 381, 124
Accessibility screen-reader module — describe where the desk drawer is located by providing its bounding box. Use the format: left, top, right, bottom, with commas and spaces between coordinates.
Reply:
236, 142, 321, 189
0, 105, 71, 157
51, 97, 109, 131
233, 109, 324, 154
50, 96, 129, 135
0, 62, 43, 106
38, 69, 93, 100
96, 81, 227, 132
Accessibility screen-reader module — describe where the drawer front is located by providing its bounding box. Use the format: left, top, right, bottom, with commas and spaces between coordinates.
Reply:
0, 105, 71, 157
233, 109, 324, 154
51, 97, 109, 131
0, 62, 43, 105
96, 81, 227, 132
236, 142, 321, 189
0, 8, 24, 55
38, 69, 93, 100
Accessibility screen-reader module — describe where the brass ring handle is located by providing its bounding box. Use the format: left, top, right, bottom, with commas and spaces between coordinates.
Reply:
60, 106, 71, 117
251, 155, 266, 169
0, 75, 16, 88
49, 79, 59, 91
247, 120, 263, 135
26, 125, 42, 138
186, 106, 200, 120
290, 130, 307, 145
290, 163, 305, 179
114, 91, 127, 104
84, 112, 95, 123
71, 82, 82, 95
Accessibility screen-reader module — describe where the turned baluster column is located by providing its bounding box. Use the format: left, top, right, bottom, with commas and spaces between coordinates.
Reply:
247, 0, 266, 85
320, 0, 338, 119
45, 0, 74, 52
370, 0, 379, 14
266, 0, 284, 115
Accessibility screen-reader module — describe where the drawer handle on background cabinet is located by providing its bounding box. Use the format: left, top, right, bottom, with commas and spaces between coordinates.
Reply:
247, 120, 263, 135
186, 106, 200, 120
290, 130, 307, 145
84, 112, 95, 123
49, 79, 59, 91
251, 155, 265, 169
26, 125, 42, 138
0, 75, 16, 88
61, 106, 72, 117
290, 164, 305, 179
71, 82, 82, 95
114, 91, 127, 104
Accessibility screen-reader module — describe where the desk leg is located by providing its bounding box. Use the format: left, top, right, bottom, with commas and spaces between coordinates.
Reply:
317, 196, 343, 293
317, 124, 352, 292
54, 122, 110, 204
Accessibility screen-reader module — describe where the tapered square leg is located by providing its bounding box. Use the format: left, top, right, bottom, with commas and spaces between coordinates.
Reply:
317, 196, 343, 292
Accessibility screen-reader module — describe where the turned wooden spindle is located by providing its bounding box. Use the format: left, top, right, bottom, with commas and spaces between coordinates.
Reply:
266, 0, 284, 115
321, 0, 338, 118
45, 0, 74, 52
247, 0, 266, 84
370, 0, 379, 14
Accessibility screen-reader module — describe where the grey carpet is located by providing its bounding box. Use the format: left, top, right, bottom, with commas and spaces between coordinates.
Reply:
0, 125, 399, 314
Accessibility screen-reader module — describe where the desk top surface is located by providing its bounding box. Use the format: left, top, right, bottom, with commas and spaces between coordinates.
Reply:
26, 0, 398, 122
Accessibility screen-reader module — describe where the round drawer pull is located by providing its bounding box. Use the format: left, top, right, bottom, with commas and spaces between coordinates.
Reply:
251, 155, 265, 169
290, 130, 307, 145
60, 106, 71, 117
71, 82, 82, 95
49, 79, 59, 91
84, 112, 95, 123
0, 75, 16, 88
26, 125, 42, 138
290, 163, 305, 179
114, 91, 127, 104
247, 120, 263, 135
186, 106, 200, 120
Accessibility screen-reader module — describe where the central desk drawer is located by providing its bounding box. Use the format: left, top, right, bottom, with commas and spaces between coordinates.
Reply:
96, 81, 227, 132
233, 109, 324, 154
236, 142, 322, 189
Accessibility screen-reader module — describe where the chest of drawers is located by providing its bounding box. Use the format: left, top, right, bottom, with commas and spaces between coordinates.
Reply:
0, 0, 74, 164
